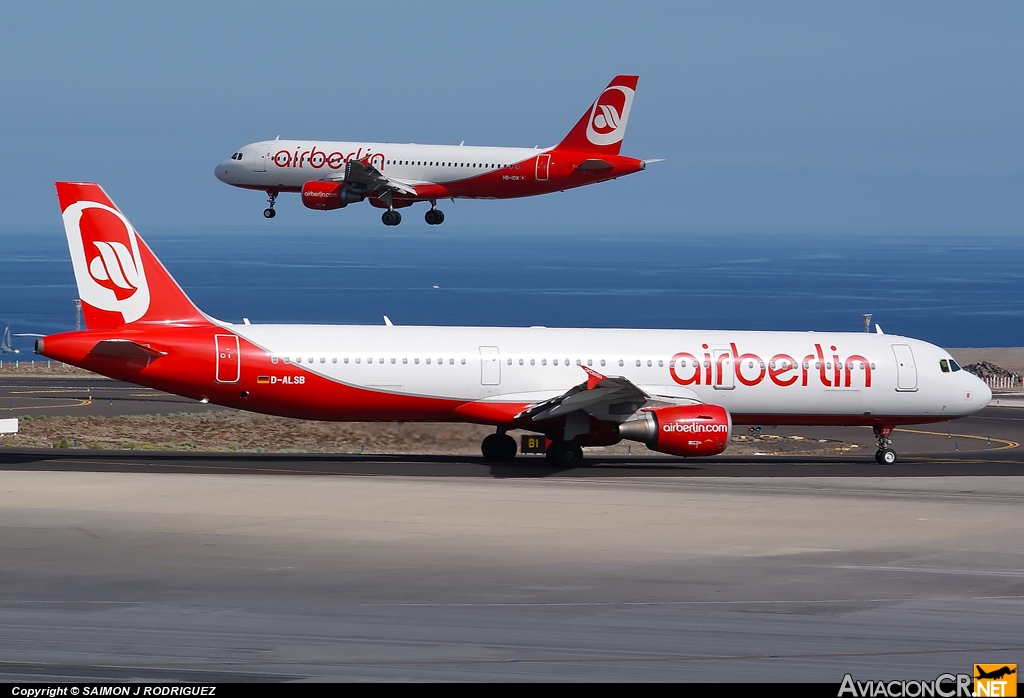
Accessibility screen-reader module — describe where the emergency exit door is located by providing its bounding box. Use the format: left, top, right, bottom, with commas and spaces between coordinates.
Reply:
479, 346, 500, 385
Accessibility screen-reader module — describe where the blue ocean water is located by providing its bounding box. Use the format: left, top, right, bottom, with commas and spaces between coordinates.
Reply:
1, 225, 1022, 351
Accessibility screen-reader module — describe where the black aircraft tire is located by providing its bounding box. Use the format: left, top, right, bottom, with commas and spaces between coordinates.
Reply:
481, 434, 500, 461
546, 440, 584, 466
499, 434, 517, 461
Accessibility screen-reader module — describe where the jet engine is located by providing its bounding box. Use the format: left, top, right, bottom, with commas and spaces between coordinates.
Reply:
301, 181, 364, 210
616, 404, 732, 457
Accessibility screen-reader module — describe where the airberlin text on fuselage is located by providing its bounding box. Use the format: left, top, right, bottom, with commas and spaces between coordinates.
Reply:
669, 342, 873, 389
273, 146, 384, 170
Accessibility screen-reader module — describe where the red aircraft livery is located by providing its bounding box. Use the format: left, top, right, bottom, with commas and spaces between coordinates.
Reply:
37, 183, 990, 466
214, 76, 654, 226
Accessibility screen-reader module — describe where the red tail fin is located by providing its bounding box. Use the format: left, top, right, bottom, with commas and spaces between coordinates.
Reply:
56, 182, 209, 329
555, 75, 638, 155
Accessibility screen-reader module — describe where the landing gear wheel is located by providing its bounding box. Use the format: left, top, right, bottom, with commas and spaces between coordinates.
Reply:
481, 433, 517, 462
872, 425, 897, 465
382, 210, 402, 226
263, 208, 276, 219
264, 191, 278, 219
481, 434, 499, 461
425, 208, 445, 225
875, 448, 897, 465
546, 440, 584, 466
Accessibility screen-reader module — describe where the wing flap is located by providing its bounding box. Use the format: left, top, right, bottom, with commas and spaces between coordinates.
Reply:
323, 159, 418, 196
518, 367, 652, 423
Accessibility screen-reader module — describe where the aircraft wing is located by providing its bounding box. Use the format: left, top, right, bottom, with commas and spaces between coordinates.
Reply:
324, 159, 418, 197
517, 366, 652, 422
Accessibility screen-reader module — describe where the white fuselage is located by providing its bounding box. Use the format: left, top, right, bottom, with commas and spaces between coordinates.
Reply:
225, 323, 989, 423
216, 139, 544, 191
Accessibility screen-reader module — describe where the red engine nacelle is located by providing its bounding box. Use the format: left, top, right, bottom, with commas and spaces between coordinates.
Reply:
617, 404, 732, 457
301, 181, 363, 210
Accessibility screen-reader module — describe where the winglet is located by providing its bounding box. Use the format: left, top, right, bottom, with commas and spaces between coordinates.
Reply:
383, 315, 394, 327
582, 364, 606, 390
875, 324, 884, 334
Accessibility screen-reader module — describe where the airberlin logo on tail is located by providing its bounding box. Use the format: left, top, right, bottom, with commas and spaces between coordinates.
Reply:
586, 86, 634, 147
62, 201, 150, 324
89, 240, 141, 300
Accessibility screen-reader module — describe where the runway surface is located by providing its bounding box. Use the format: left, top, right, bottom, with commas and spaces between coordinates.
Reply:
1, 375, 1023, 681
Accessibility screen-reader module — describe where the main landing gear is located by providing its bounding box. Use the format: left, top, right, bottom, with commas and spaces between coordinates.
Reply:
424, 205, 445, 226
873, 425, 897, 464
546, 440, 584, 466
263, 192, 277, 219
481, 431, 517, 462
381, 209, 402, 226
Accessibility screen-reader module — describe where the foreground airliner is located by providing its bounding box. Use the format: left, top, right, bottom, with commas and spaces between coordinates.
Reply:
214, 75, 651, 226
37, 183, 990, 464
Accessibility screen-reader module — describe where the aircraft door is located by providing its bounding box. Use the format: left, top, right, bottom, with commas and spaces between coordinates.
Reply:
535, 153, 550, 181
479, 346, 500, 385
216, 334, 241, 383
253, 145, 271, 172
892, 344, 918, 392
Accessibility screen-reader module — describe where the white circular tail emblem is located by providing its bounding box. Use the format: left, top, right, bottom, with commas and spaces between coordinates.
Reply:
586, 86, 634, 147
63, 201, 150, 324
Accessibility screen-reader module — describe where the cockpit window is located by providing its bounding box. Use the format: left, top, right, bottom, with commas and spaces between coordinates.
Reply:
939, 359, 950, 373
230, 153, 242, 160
949, 359, 962, 372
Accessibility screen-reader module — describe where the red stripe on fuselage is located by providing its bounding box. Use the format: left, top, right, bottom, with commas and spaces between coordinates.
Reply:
237, 153, 645, 202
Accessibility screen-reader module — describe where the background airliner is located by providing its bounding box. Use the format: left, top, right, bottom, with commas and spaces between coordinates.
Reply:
37, 183, 990, 465
214, 76, 650, 226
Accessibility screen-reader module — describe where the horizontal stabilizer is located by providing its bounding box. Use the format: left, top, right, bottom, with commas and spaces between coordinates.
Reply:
575, 158, 614, 171
89, 339, 166, 366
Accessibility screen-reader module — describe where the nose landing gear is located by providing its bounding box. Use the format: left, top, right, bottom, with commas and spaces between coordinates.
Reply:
481, 430, 517, 462
263, 192, 278, 219
873, 425, 897, 464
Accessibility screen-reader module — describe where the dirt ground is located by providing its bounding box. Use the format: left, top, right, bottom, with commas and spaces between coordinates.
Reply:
948, 347, 1024, 377
0, 411, 856, 457
0, 360, 89, 376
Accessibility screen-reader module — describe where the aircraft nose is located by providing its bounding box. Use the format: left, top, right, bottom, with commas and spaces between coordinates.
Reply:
214, 162, 230, 183
977, 377, 993, 406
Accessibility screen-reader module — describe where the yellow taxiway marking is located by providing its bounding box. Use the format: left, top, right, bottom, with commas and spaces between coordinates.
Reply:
0, 399, 92, 411
9, 389, 92, 394
894, 427, 1019, 451
2, 388, 94, 411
